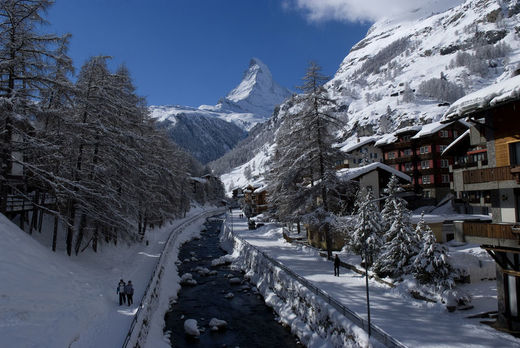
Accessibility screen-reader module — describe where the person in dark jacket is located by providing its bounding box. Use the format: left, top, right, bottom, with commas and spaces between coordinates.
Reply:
125, 280, 134, 306
334, 255, 341, 277
117, 279, 126, 305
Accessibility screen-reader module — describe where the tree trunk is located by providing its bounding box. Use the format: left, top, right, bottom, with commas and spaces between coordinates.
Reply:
92, 225, 98, 252
66, 200, 76, 256
52, 214, 58, 252
38, 192, 45, 233
30, 191, 40, 234
297, 220, 301, 235
74, 213, 87, 255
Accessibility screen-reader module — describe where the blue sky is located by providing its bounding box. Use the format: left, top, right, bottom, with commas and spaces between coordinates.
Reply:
46, 0, 373, 107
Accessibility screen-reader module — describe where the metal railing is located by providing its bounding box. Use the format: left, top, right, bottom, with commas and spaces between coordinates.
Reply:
121, 208, 226, 348
226, 218, 407, 348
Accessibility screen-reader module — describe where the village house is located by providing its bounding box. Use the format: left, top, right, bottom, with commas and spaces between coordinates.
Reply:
375, 120, 468, 207
307, 162, 412, 250
442, 74, 520, 332
338, 135, 383, 169
242, 184, 268, 217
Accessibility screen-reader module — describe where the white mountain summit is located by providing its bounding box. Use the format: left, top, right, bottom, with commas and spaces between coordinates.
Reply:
208, 58, 292, 120
149, 58, 291, 163
151, 58, 291, 132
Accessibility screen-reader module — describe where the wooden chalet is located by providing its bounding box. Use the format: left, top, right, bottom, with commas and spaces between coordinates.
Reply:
375, 120, 468, 207
243, 184, 268, 217
443, 74, 520, 331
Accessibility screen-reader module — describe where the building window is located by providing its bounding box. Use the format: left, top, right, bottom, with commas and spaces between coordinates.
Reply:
439, 145, 448, 152
453, 130, 458, 138
423, 190, 431, 198
404, 162, 413, 172
402, 135, 411, 141
420, 146, 429, 154
421, 160, 430, 169
374, 153, 378, 159
441, 159, 449, 168
510, 142, 520, 165
403, 148, 413, 156
442, 174, 450, 183
388, 152, 396, 159
439, 130, 449, 138
422, 175, 432, 184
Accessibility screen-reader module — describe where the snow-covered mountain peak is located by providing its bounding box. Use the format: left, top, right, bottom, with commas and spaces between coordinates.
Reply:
217, 57, 292, 119
226, 58, 276, 102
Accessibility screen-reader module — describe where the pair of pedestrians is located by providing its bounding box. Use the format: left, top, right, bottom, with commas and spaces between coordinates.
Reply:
117, 279, 134, 306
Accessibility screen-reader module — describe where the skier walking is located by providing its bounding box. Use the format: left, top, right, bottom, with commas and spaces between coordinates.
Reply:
334, 254, 341, 277
117, 279, 126, 305
125, 280, 134, 306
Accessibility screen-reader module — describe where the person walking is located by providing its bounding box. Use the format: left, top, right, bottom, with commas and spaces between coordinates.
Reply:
125, 280, 134, 306
334, 254, 341, 277
117, 279, 126, 305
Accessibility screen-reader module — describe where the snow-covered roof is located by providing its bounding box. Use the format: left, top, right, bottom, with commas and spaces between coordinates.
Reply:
337, 162, 411, 182
411, 121, 450, 139
441, 129, 470, 156
394, 125, 421, 135
374, 133, 398, 147
339, 136, 381, 153
443, 75, 520, 121
189, 177, 208, 184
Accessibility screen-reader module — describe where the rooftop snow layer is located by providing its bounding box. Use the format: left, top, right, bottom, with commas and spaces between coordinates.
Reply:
443, 74, 520, 120
339, 135, 382, 153
337, 162, 411, 182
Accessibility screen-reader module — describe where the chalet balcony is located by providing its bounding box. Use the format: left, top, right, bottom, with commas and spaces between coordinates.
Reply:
452, 160, 488, 170
463, 221, 520, 242
462, 166, 515, 184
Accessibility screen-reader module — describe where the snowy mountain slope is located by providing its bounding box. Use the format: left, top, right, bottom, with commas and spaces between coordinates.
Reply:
156, 112, 247, 164
329, 0, 520, 136
149, 58, 290, 164
149, 58, 291, 132
217, 0, 520, 191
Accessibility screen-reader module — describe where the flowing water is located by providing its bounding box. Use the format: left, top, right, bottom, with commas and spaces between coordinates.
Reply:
164, 217, 303, 348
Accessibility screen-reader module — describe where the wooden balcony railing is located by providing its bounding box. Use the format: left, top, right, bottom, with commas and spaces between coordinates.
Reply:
462, 166, 515, 184
463, 222, 519, 240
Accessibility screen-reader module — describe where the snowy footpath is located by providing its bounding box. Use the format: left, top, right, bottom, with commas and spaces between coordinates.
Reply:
225, 210, 520, 348
0, 205, 221, 348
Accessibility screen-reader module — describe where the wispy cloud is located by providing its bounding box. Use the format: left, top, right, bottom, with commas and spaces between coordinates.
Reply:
286, 0, 463, 23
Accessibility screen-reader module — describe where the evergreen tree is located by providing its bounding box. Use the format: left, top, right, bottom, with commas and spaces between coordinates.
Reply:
381, 174, 405, 238
413, 213, 454, 290
374, 199, 418, 277
350, 187, 383, 266
267, 62, 346, 257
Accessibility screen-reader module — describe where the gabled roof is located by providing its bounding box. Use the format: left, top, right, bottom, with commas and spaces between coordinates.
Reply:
337, 162, 411, 182
443, 74, 520, 121
339, 135, 381, 153
441, 129, 470, 157
411, 119, 470, 140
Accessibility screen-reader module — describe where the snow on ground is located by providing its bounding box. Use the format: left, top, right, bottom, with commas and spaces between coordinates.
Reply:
225, 209, 520, 347
0, 205, 217, 348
